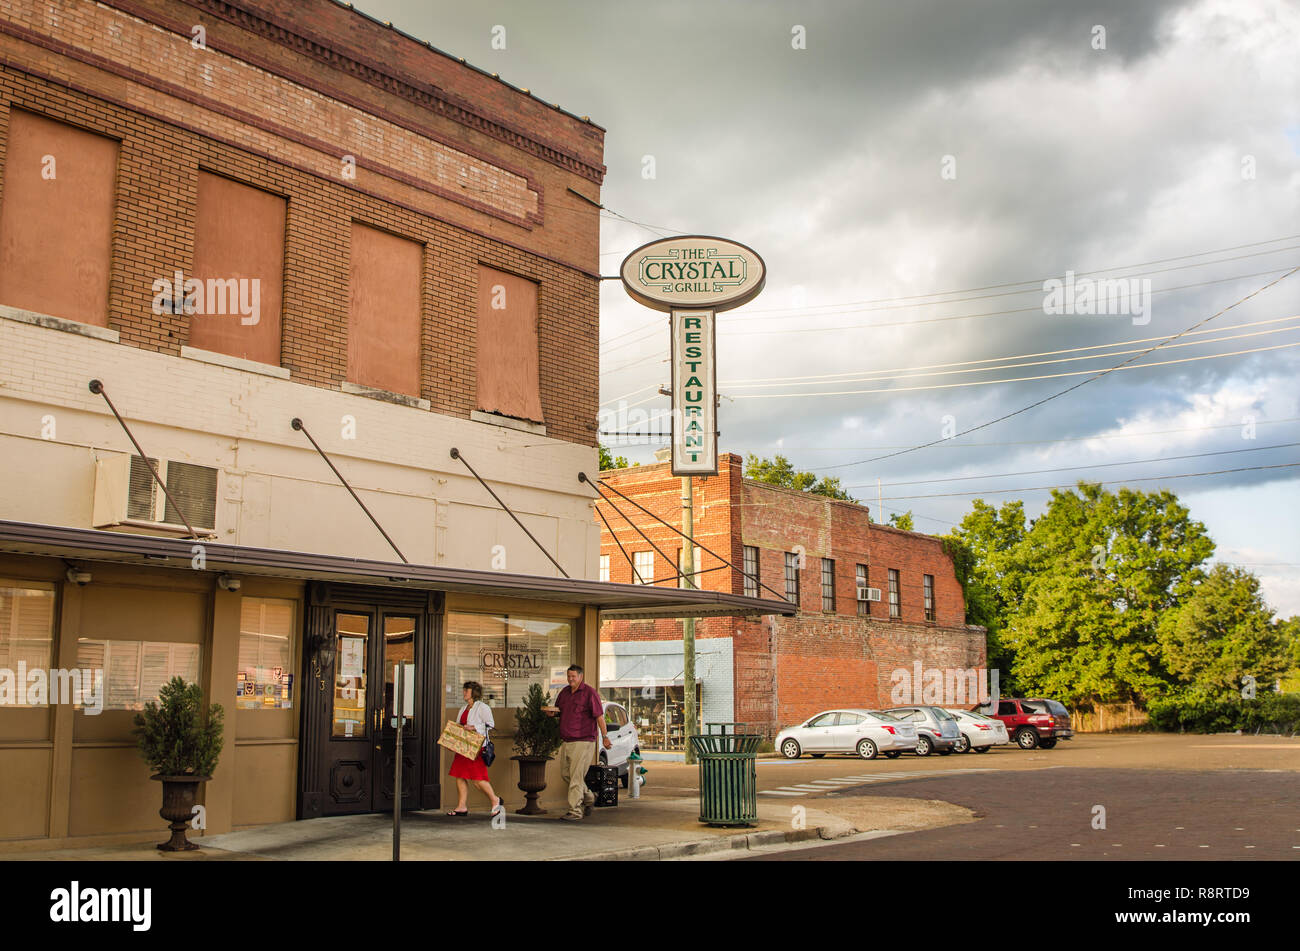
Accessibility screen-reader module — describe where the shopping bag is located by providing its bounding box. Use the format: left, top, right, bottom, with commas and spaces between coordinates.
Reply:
438, 719, 484, 759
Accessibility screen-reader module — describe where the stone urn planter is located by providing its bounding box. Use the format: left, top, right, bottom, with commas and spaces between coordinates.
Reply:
152, 774, 210, 851
131, 676, 224, 853
511, 755, 552, 815
512, 683, 562, 815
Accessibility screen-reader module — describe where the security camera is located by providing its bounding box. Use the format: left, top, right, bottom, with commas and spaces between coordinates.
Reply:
217, 573, 241, 592
65, 568, 92, 586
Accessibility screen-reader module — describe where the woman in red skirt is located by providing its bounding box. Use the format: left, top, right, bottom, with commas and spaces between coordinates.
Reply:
447, 681, 503, 816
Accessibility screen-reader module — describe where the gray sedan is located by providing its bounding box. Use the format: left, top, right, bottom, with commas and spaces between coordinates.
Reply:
882, 705, 962, 755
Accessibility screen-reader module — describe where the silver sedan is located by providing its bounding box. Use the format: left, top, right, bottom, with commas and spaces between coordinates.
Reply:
776, 709, 918, 760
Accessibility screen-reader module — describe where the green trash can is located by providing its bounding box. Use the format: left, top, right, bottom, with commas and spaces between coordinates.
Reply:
689, 722, 761, 827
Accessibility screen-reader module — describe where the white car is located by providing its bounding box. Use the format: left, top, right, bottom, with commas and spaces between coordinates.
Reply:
597, 701, 640, 786
945, 708, 1010, 752
776, 709, 918, 760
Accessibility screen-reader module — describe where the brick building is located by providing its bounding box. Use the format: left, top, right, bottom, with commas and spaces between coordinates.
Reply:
596, 454, 987, 746
0, 0, 791, 846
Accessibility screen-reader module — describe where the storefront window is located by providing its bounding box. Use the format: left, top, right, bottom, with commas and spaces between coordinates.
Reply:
601, 683, 701, 752
444, 612, 571, 710
0, 585, 55, 700
236, 598, 295, 710
75, 639, 200, 711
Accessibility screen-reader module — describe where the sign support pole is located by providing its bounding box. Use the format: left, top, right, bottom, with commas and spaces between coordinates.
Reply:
682, 474, 696, 765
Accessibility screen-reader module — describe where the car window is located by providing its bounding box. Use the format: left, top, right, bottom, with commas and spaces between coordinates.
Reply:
604, 705, 628, 728
1021, 700, 1047, 714
932, 708, 955, 721
997, 701, 1017, 716
1045, 700, 1068, 716
867, 711, 899, 721
807, 713, 836, 727
837, 713, 864, 725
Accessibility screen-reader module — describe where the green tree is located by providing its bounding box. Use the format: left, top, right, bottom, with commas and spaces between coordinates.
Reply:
942, 499, 1028, 692
887, 511, 915, 531
1005, 483, 1214, 706
1157, 564, 1292, 701
744, 453, 857, 502
598, 443, 630, 471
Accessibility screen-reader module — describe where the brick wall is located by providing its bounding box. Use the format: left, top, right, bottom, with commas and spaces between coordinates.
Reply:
597, 455, 988, 737
0, 0, 602, 446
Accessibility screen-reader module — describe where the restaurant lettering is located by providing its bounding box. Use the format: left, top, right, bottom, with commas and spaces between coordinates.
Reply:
479, 649, 543, 678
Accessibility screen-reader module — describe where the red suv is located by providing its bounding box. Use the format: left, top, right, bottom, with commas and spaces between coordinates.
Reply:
988, 698, 1073, 750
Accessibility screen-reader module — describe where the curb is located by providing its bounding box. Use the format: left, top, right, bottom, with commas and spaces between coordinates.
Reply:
569, 824, 837, 861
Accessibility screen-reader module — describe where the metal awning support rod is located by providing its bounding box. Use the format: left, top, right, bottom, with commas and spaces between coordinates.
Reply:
581, 472, 791, 604
291, 417, 408, 564
88, 380, 202, 541
449, 448, 569, 578
593, 500, 639, 580
586, 480, 687, 585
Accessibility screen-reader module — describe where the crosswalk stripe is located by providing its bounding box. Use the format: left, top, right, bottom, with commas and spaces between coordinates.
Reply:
758, 790, 806, 797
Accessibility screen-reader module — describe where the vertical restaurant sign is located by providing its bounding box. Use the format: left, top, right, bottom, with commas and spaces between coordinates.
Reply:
670, 310, 717, 475
619, 236, 765, 476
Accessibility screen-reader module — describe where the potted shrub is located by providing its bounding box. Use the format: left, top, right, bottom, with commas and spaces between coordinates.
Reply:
512, 682, 562, 815
131, 676, 224, 851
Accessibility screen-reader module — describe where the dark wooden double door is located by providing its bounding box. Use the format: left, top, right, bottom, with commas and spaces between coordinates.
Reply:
298, 584, 441, 818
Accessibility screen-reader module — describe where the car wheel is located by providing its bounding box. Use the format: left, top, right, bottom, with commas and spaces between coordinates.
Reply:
811, 753, 826, 758
856, 739, 878, 760
780, 738, 802, 759
884, 751, 901, 759
1040, 738, 1058, 749
915, 736, 933, 756
955, 735, 971, 753
1016, 728, 1039, 750
972, 745, 990, 753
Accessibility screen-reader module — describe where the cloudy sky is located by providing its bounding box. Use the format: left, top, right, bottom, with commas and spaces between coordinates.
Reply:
359, 0, 1300, 615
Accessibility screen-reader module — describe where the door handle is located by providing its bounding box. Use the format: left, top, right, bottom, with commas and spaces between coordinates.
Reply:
373, 708, 381, 732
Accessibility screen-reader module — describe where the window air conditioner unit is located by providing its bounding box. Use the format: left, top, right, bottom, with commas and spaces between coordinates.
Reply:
857, 586, 882, 602
93, 454, 219, 537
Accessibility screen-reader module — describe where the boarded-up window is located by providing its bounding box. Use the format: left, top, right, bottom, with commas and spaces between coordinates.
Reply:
347, 222, 423, 398
0, 110, 118, 326
476, 265, 543, 423
188, 172, 286, 366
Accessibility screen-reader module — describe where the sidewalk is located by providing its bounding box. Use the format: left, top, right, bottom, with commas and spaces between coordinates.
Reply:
6, 787, 973, 861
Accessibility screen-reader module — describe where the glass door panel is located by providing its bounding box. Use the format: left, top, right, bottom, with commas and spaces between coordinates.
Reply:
332, 612, 369, 738
382, 615, 417, 731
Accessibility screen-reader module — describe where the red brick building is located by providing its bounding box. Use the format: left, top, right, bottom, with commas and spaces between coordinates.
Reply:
596, 454, 987, 745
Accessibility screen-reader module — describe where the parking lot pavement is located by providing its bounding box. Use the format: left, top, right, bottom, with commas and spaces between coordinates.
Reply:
744, 767, 1300, 860
643, 733, 1300, 800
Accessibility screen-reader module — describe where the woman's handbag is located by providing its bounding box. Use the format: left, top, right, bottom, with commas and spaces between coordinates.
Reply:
480, 726, 496, 767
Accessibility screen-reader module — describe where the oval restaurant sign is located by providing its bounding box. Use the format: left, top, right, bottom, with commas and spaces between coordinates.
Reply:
619, 236, 765, 476
619, 236, 766, 313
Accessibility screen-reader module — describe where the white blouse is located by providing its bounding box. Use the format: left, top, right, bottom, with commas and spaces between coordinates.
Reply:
460, 700, 495, 738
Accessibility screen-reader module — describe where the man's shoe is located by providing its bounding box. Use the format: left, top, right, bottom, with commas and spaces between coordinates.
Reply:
583, 802, 593, 817
560, 812, 582, 821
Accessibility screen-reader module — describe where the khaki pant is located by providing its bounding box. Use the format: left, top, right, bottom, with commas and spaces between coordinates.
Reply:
559, 740, 596, 817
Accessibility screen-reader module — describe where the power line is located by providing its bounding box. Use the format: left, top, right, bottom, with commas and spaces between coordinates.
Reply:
850, 441, 1300, 489
724, 318, 1300, 390
722, 314, 1300, 386
729, 339, 1300, 400
597, 231, 1300, 348
876, 461, 1300, 502
598, 263, 1300, 372
732, 415, 1300, 451
809, 267, 1300, 471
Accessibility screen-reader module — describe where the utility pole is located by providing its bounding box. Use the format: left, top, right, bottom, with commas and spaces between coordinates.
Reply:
682, 474, 697, 765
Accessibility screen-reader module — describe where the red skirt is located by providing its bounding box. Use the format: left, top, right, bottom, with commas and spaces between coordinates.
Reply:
449, 751, 489, 781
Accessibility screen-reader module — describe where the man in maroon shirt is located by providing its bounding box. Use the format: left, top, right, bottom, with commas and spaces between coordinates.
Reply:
543, 664, 611, 820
